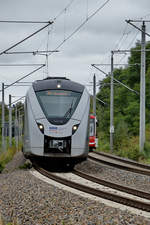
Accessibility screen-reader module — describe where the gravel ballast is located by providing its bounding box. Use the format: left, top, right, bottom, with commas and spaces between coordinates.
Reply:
0, 153, 150, 224
0, 170, 150, 225
76, 159, 150, 193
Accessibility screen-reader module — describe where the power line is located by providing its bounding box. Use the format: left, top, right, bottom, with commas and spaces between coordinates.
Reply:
0, 64, 45, 66
0, 20, 49, 24
5, 50, 59, 55
2, 64, 45, 91
10, 96, 25, 105
54, 0, 75, 21
127, 19, 150, 23
13, 82, 32, 84
92, 63, 139, 66
126, 20, 150, 37
5, 85, 31, 87
113, 23, 129, 50
1, 0, 111, 97
91, 64, 139, 95
0, 21, 53, 56
49, 0, 111, 55
126, 30, 139, 49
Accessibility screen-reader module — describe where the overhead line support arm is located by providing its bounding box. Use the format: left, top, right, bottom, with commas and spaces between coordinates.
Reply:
125, 20, 150, 38
0, 21, 53, 56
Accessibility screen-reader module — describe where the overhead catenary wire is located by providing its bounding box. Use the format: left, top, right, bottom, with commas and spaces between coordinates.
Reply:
9, 96, 25, 106
54, 0, 75, 21
115, 30, 140, 65
0, 64, 45, 66
0, 20, 50, 24
34, 0, 75, 65
5, 50, 59, 55
126, 20, 150, 38
0, 21, 53, 56
1, 64, 45, 91
1, 0, 110, 96
48, 0, 111, 56
103, 23, 132, 67
113, 23, 130, 50
5, 84, 32, 87
114, 31, 141, 65
126, 30, 140, 49
91, 64, 139, 95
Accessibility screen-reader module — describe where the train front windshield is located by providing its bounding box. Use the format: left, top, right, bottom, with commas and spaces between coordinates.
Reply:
36, 90, 81, 124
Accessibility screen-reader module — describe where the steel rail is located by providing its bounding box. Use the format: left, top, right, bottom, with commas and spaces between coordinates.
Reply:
89, 153, 150, 176
92, 151, 150, 170
34, 165, 150, 212
73, 169, 150, 200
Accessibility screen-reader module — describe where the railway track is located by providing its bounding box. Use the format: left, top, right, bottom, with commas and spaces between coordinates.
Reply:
34, 165, 150, 212
89, 151, 150, 176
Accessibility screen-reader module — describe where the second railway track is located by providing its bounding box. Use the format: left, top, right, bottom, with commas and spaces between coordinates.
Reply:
34, 165, 150, 213
89, 151, 150, 176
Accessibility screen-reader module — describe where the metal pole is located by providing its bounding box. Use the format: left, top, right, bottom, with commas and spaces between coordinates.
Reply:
9, 94, 12, 147
93, 74, 97, 137
139, 22, 146, 152
1, 83, 5, 150
15, 106, 18, 150
110, 51, 114, 152
20, 115, 23, 141
18, 110, 21, 143
93, 74, 96, 117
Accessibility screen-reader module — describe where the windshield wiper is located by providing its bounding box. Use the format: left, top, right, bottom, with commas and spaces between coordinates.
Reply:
64, 100, 74, 118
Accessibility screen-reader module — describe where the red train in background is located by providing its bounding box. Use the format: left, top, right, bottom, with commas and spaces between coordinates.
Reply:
89, 114, 98, 151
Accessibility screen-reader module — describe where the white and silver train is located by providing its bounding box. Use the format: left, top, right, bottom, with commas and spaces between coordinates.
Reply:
23, 77, 90, 168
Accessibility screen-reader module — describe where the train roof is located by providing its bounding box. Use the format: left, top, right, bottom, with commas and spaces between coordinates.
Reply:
32, 77, 85, 93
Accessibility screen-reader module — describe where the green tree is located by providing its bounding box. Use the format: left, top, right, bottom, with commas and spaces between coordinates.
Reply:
96, 41, 150, 154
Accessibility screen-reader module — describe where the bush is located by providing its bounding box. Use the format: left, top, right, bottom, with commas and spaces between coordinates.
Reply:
97, 131, 110, 152
0, 146, 18, 173
116, 144, 140, 161
144, 142, 150, 157
114, 120, 129, 151
138, 142, 150, 162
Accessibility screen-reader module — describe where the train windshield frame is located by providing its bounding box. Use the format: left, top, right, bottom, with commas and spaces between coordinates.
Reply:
36, 90, 81, 124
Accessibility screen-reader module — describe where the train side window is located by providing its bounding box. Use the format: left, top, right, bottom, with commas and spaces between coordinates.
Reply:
89, 118, 95, 136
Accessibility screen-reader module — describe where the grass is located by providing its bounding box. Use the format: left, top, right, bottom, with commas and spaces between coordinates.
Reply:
0, 147, 17, 173
0, 138, 22, 173
0, 213, 19, 225
19, 160, 32, 170
0, 139, 22, 224
96, 130, 150, 164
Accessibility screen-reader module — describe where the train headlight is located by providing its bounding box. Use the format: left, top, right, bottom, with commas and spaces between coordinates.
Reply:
37, 123, 44, 134
57, 81, 61, 88
72, 124, 79, 135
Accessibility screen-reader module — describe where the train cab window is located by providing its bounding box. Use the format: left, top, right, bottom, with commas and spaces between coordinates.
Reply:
89, 118, 95, 137
36, 90, 81, 125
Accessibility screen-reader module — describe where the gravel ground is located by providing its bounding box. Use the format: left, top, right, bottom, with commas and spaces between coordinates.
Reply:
76, 159, 150, 193
0, 170, 150, 225
0, 153, 150, 224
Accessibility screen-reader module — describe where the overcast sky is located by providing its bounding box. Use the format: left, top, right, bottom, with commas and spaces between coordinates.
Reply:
0, 0, 150, 103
